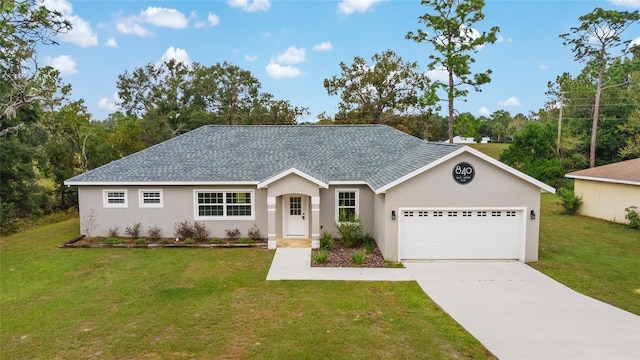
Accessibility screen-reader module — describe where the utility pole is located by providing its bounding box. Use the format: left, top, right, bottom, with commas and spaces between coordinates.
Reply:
556, 92, 564, 157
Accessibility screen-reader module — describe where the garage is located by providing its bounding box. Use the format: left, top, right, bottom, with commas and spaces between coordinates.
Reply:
399, 208, 524, 260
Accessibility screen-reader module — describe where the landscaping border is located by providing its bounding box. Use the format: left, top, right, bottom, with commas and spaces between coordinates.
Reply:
59, 235, 267, 249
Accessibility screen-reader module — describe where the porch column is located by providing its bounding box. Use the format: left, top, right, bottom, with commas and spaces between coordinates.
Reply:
311, 196, 320, 248
267, 196, 277, 249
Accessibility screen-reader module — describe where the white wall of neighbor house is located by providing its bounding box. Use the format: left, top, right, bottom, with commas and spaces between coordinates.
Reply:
381, 152, 543, 262
77, 185, 268, 239
574, 180, 640, 223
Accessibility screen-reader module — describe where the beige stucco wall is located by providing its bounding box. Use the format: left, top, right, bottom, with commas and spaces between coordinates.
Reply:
378, 152, 543, 262
574, 180, 640, 223
77, 185, 268, 239
319, 185, 375, 235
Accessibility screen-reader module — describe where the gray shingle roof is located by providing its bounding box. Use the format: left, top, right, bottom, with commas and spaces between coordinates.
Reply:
65, 125, 461, 191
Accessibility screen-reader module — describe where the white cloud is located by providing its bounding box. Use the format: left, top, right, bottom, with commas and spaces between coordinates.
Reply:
228, 0, 271, 12
608, 0, 640, 7
499, 96, 522, 107
276, 46, 307, 65
139, 7, 189, 29
159, 46, 190, 64
426, 67, 451, 83
104, 37, 118, 47
244, 54, 258, 61
266, 63, 304, 79
97, 93, 120, 111
42, 55, 78, 75
538, 64, 548, 70
42, 0, 97, 47
630, 36, 640, 48
208, 12, 220, 26
478, 107, 491, 116
495, 34, 513, 43
312, 41, 333, 52
116, 21, 153, 37
338, 0, 384, 15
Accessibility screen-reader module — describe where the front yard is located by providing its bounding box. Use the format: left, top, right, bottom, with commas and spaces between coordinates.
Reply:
1, 219, 492, 359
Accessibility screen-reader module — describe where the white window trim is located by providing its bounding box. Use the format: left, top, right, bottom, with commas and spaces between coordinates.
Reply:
138, 189, 163, 208
103, 189, 128, 208
335, 188, 359, 223
193, 189, 255, 220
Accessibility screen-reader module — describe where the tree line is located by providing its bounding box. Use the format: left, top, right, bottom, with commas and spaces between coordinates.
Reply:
1, 0, 638, 232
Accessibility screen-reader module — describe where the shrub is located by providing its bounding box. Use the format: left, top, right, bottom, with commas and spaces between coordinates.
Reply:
362, 233, 375, 253
319, 231, 334, 250
238, 237, 253, 244
625, 206, 639, 229
174, 220, 195, 239
125, 223, 141, 238
336, 217, 364, 248
184, 238, 196, 245
134, 238, 148, 245
312, 249, 329, 264
225, 228, 241, 241
247, 224, 263, 241
557, 187, 582, 215
147, 225, 161, 241
193, 221, 210, 242
210, 237, 222, 244
350, 250, 366, 266
103, 237, 120, 245
108, 226, 119, 238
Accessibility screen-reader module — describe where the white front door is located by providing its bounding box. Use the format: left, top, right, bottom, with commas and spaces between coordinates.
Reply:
284, 195, 308, 238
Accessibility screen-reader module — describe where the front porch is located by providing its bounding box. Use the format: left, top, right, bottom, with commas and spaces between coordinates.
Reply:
276, 238, 312, 248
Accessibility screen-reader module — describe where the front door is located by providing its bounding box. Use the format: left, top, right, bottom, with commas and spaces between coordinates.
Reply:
284, 194, 308, 238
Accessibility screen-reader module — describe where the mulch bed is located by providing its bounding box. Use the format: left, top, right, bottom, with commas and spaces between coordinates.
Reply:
60, 235, 266, 248
311, 239, 386, 268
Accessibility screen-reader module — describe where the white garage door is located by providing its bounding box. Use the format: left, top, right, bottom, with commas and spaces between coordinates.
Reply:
400, 209, 523, 260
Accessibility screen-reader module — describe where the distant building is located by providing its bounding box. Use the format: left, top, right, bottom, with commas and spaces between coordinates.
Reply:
451, 136, 490, 144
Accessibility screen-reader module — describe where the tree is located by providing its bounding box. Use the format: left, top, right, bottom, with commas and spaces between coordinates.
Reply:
619, 109, 640, 158
406, 0, 499, 143
1, 0, 71, 137
323, 50, 428, 124
560, 7, 640, 168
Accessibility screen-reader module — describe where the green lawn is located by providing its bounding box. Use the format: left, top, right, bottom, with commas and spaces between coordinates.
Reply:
466, 143, 508, 160
0, 219, 493, 359
531, 194, 640, 315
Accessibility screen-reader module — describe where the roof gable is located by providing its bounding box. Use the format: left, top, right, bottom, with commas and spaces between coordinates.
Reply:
566, 158, 640, 186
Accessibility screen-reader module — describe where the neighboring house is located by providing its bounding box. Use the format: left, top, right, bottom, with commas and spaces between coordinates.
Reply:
566, 158, 640, 224
65, 125, 555, 262
451, 136, 490, 144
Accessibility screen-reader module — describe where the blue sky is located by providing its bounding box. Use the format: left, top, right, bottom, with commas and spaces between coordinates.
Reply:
39, 0, 640, 122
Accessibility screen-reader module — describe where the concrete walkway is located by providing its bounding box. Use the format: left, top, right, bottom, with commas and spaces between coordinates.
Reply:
404, 261, 640, 360
265, 248, 413, 281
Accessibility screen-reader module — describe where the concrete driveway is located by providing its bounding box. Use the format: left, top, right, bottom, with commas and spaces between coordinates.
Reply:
404, 261, 640, 360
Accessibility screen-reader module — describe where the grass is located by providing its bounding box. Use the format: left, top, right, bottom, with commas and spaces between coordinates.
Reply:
1, 219, 493, 359
467, 143, 508, 159
531, 194, 640, 315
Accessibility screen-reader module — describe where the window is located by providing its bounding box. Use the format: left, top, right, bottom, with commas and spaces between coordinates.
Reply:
103, 190, 128, 208
403, 211, 414, 217
336, 190, 358, 222
195, 190, 253, 219
139, 190, 163, 208
447, 211, 458, 217
289, 197, 301, 215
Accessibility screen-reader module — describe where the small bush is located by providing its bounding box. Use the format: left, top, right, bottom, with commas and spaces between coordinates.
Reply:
238, 237, 253, 244
336, 217, 364, 248
184, 238, 196, 245
319, 231, 334, 250
103, 237, 120, 245
350, 250, 366, 266
108, 226, 119, 238
625, 206, 639, 229
362, 233, 375, 253
312, 249, 329, 264
247, 224, 263, 241
134, 238, 148, 245
210, 237, 222, 244
225, 228, 241, 241
147, 225, 161, 241
125, 222, 141, 238
193, 221, 210, 242
557, 187, 582, 215
174, 220, 195, 239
